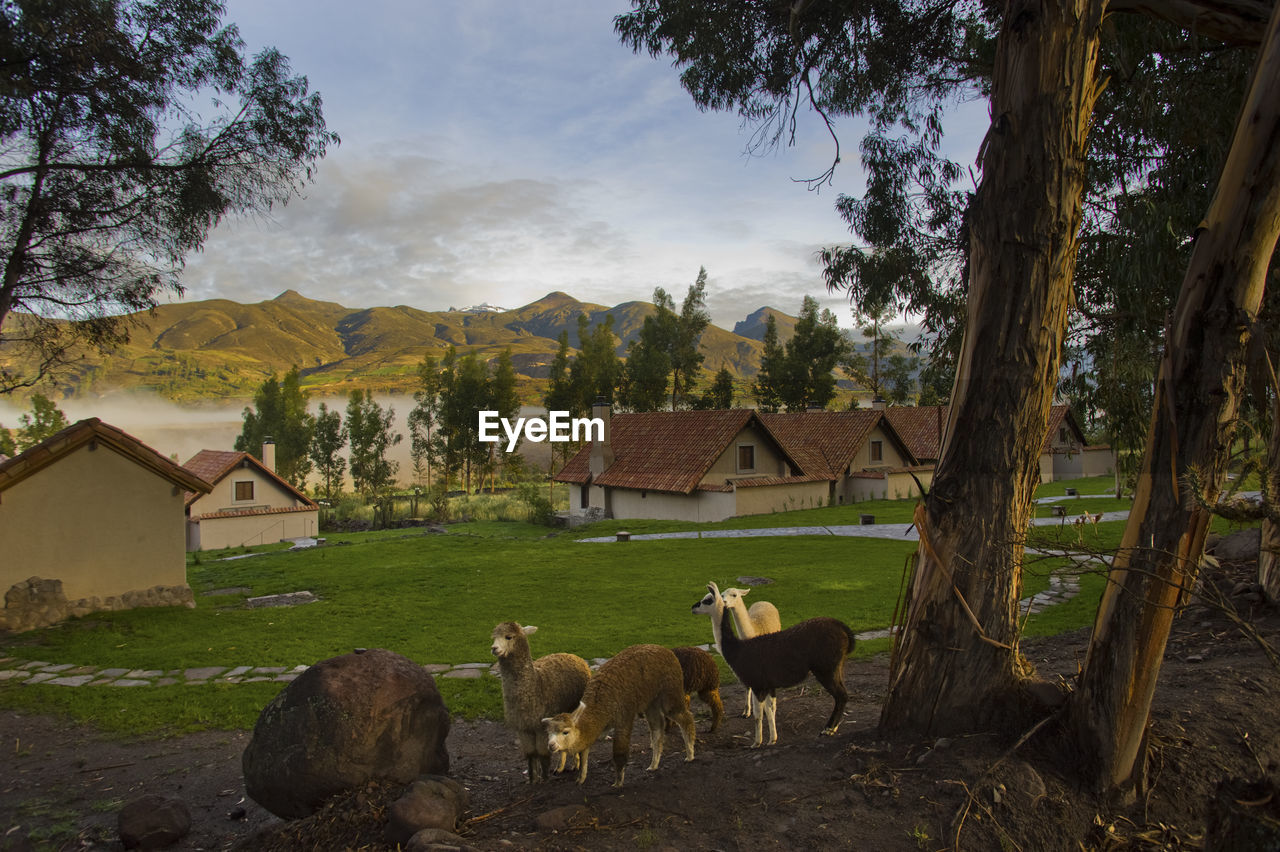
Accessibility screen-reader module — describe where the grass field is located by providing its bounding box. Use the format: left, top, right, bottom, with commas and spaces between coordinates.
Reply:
0, 475, 1252, 736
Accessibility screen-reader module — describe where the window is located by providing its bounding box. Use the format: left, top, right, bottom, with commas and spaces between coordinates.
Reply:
1059, 427, 1068, 444
234, 480, 254, 501
870, 440, 883, 463
737, 444, 755, 472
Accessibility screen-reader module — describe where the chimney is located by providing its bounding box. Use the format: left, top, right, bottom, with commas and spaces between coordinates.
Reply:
588, 397, 614, 476
871, 396, 886, 411
262, 437, 276, 473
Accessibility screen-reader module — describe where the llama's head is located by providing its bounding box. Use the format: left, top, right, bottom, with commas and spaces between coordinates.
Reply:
542, 702, 586, 754
720, 587, 751, 609
692, 581, 723, 617
491, 621, 535, 658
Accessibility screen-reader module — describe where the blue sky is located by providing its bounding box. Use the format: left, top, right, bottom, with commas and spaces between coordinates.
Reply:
180, 1, 988, 330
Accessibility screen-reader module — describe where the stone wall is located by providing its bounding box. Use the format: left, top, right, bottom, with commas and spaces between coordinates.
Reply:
0, 576, 195, 634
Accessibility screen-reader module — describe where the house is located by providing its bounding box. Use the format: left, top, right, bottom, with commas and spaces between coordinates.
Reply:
183, 440, 319, 551
881, 403, 1114, 482
0, 418, 213, 632
553, 404, 924, 523
757, 410, 929, 503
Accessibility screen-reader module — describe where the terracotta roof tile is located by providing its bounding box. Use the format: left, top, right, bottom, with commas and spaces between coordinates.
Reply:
556, 409, 798, 493
881, 406, 946, 461
180, 449, 317, 509
758, 411, 884, 476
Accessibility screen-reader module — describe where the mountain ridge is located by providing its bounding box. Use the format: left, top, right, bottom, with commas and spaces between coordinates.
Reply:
14, 290, 802, 402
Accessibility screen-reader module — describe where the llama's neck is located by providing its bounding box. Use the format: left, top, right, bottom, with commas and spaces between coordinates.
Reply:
717, 606, 740, 662
726, 599, 754, 638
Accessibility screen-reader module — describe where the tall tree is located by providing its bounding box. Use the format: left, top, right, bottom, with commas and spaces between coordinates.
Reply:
308, 401, 345, 501
1068, 3, 1280, 796
779, 296, 848, 411
752, 314, 785, 413
408, 355, 443, 489
621, 324, 671, 412
670, 268, 711, 406
485, 348, 522, 491
847, 302, 898, 402
882, 352, 920, 406
544, 330, 578, 499
698, 366, 735, 409
15, 392, 68, 450
0, 0, 337, 393
0, 422, 14, 456
569, 314, 622, 411
343, 389, 400, 499
235, 366, 313, 487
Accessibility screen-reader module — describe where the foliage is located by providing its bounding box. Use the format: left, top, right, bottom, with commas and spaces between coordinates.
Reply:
343, 389, 400, 498
754, 296, 848, 411
308, 401, 345, 501
515, 480, 556, 525
568, 314, 622, 411
0, 421, 13, 455
234, 367, 313, 487
14, 392, 68, 450
622, 269, 710, 410
694, 366, 735, 409
752, 314, 785, 412
0, 0, 337, 393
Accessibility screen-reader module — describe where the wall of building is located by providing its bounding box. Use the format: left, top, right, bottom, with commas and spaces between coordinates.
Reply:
609, 488, 737, 523
702, 424, 791, 484
188, 509, 319, 551
194, 463, 309, 515
1, 442, 187, 602
733, 480, 829, 517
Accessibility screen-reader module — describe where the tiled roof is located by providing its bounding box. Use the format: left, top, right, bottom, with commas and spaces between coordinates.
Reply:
189, 504, 319, 522
0, 418, 212, 495
882, 403, 1081, 458
181, 449, 317, 509
758, 410, 886, 476
881, 405, 946, 461
555, 409, 791, 494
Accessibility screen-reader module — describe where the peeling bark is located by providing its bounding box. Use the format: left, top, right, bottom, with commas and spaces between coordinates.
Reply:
880, 0, 1107, 737
1067, 0, 1280, 798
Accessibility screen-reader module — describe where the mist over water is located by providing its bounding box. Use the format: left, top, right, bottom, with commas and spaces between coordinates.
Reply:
0, 393, 554, 488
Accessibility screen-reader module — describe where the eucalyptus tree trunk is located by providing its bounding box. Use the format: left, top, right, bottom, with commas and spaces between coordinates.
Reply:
1263, 397, 1280, 600
879, 0, 1107, 737
1067, 1, 1280, 798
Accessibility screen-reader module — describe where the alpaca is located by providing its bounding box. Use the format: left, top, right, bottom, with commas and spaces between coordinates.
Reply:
542, 644, 696, 787
693, 581, 855, 747
490, 622, 591, 782
671, 645, 724, 733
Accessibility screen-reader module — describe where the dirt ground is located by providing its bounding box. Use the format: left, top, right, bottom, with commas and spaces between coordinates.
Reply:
2, 558, 1277, 851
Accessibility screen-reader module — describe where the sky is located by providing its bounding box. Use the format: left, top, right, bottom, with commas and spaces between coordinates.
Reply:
178, 0, 989, 331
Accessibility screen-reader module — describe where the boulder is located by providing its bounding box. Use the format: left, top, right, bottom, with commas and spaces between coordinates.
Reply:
117, 795, 191, 849
1209, 527, 1261, 562
386, 776, 469, 846
242, 648, 451, 818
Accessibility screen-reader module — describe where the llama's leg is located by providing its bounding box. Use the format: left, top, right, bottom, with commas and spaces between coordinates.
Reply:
701, 687, 724, 733
611, 720, 634, 787
763, 693, 778, 745
815, 663, 849, 735
644, 705, 666, 770
676, 706, 697, 761
519, 730, 541, 782
750, 690, 766, 747
742, 690, 754, 718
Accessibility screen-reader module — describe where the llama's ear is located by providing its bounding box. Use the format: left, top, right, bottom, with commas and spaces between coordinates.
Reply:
523, 625, 538, 636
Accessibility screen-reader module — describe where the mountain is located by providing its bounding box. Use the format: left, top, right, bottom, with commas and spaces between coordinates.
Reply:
733, 307, 798, 343
12, 290, 795, 402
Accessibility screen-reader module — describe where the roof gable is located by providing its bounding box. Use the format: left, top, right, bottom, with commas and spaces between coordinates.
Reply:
181, 449, 316, 508
882, 405, 946, 461
556, 409, 804, 494
0, 418, 212, 495
758, 410, 894, 475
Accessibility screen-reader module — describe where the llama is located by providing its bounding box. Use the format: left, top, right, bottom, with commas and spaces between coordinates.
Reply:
693, 581, 855, 747
671, 645, 724, 733
719, 586, 781, 717
542, 644, 696, 787
490, 622, 591, 782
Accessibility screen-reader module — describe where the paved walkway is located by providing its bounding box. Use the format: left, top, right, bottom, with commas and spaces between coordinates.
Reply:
4, 497, 1127, 689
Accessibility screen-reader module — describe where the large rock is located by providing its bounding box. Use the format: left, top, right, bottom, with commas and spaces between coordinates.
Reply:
1209, 527, 1261, 562
117, 795, 191, 849
242, 648, 451, 818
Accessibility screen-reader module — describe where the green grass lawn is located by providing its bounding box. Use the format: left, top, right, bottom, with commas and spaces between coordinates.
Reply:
4, 475, 1203, 737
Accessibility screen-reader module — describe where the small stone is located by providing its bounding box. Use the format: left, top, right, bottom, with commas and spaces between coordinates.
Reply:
118, 795, 191, 849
